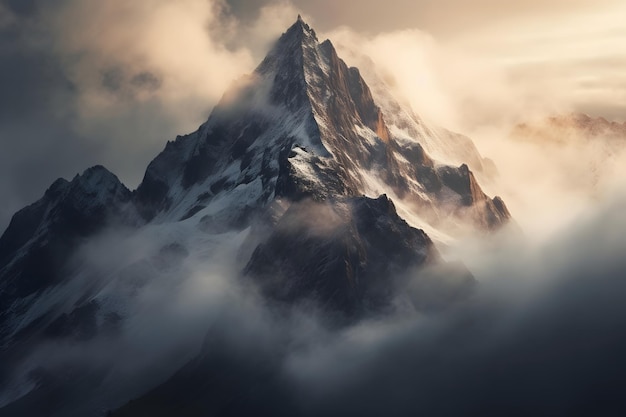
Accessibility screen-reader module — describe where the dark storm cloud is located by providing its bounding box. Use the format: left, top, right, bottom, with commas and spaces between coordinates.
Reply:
130, 71, 161, 92
101, 67, 125, 92
0, 1, 72, 121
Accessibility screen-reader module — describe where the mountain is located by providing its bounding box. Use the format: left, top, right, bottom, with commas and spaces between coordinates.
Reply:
511, 113, 626, 145
510, 112, 626, 195
0, 17, 510, 416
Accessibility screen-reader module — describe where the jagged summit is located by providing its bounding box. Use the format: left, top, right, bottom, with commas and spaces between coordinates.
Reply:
287, 13, 315, 39
256, 15, 319, 74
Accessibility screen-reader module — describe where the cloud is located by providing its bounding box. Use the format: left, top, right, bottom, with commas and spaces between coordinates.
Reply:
29, 188, 618, 416
0, 220, 251, 412
37, 0, 301, 136
328, 27, 543, 132
123, 190, 626, 416
3, 179, 626, 415
284, 192, 626, 416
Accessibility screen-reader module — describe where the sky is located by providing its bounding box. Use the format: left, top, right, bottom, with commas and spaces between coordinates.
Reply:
0, 0, 625, 230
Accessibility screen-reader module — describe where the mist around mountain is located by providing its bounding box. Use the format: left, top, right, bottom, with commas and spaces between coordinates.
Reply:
1, 17, 626, 417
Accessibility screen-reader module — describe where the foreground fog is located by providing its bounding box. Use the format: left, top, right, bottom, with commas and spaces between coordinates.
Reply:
1, 183, 625, 415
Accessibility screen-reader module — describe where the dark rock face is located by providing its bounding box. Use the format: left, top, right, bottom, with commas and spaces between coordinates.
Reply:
245, 195, 443, 316
437, 164, 511, 229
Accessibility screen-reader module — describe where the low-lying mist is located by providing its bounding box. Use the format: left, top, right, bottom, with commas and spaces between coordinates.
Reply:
2, 186, 626, 416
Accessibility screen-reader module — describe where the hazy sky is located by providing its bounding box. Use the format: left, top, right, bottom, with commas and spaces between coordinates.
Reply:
0, 0, 625, 230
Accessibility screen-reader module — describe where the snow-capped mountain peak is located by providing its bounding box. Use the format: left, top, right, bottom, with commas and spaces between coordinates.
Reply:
0, 19, 513, 415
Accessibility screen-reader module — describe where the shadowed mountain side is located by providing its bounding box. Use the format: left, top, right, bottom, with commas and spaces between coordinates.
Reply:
245, 195, 474, 317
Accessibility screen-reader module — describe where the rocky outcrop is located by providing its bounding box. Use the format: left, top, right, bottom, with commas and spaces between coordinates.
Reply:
245, 195, 464, 316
